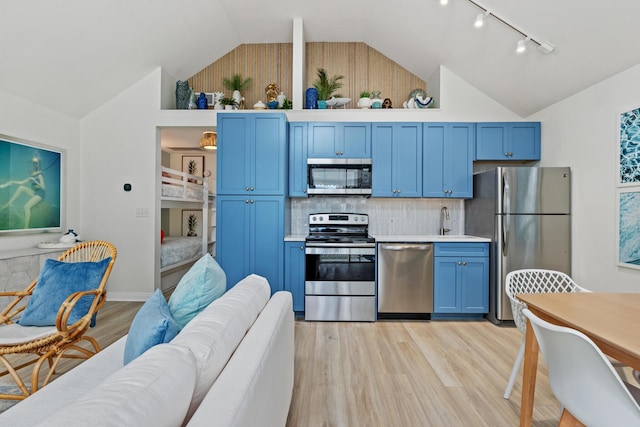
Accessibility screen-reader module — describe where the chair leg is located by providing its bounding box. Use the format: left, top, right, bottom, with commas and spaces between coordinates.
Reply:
504, 337, 525, 399
558, 408, 586, 427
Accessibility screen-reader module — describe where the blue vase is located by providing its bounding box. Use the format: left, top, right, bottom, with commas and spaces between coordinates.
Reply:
197, 93, 207, 109
318, 100, 327, 109
305, 88, 318, 109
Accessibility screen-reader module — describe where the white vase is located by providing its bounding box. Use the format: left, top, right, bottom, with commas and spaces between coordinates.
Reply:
277, 92, 286, 108
224, 105, 234, 110
357, 97, 372, 109
232, 90, 242, 107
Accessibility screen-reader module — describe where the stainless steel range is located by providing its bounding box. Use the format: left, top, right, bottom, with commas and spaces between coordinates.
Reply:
304, 213, 376, 321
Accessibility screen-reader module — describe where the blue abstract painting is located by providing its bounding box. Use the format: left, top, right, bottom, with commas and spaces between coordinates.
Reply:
619, 190, 640, 268
619, 108, 640, 185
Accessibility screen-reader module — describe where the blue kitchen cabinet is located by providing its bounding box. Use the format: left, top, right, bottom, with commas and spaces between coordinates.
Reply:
217, 113, 287, 195
288, 122, 308, 197
216, 195, 285, 293
284, 241, 305, 312
307, 122, 371, 158
423, 122, 475, 198
371, 123, 423, 198
433, 242, 489, 317
476, 122, 540, 160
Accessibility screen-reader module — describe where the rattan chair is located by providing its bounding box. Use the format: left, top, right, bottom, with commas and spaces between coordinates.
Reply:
0, 240, 116, 400
523, 308, 640, 426
503, 269, 590, 400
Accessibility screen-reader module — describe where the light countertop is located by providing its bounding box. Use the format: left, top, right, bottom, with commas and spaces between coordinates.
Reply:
284, 234, 490, 243
371, 234, 490, 243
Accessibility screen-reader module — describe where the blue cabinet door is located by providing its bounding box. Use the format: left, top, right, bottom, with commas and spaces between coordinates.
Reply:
217, 114, 251, 195
288, 122, 308, 197
251, 196, 285, 293
510, 122, 540, 160
284, 241, 305, 312
307, 122, 371, 158
423, 123, 474, 198
433, 257, 460, 312
476, 122, 540, 160
372, 123, 422, 197
253, 115, 287, 195
460, 257, 489, 312
216, 195, 284, 293
217, 113, 286, 195
216, 196, 251, 288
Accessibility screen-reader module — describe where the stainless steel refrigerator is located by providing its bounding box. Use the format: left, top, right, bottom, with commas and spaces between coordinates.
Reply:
465, 167, 571, 324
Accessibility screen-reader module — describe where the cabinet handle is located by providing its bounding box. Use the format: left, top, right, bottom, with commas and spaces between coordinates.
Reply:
245, 187, 249, 191
250, 200, 254, 204
397, 189, 401, 193
336, 151, 340, 155
245, 200, 249, 204
463, 261, 467, 266
250, 187, 254, 191
299, 246, 304, 250
458, 261, 462, 265
392, 189, 396, 193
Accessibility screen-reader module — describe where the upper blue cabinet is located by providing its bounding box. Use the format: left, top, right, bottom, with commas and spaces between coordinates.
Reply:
475, 122, 540, 161
288, 122, 308, 197
217, 113, 287, 196
307, 122, 371, 158
372, 123, 423, 197
423, 123, 475, 198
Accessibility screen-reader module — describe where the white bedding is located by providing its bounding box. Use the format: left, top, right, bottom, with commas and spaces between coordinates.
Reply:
161, 237, 202, 268
161, 183, 204, 200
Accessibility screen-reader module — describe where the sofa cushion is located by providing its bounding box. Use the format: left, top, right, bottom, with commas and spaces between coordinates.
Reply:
171, 274, 271, 422
36, 344, 197, 427
168, 253, 226, 330
19, 257, 111, 326
123, 289, 179, 364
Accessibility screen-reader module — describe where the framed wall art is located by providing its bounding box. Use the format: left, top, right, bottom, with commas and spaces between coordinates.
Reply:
182, 155, 204, 184
0, 135, 63, 234
182, 209, 202, 237
618, 106, 640, 186
617, 188, 640, 269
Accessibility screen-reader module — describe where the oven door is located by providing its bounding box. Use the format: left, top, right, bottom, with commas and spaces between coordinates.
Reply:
304, 245, 376, 321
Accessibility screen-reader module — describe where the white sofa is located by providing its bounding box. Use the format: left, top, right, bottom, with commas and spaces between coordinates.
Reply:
0, 274, 295, 427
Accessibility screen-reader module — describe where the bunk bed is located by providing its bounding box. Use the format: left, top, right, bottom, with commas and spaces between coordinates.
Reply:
160, 166, 211, 291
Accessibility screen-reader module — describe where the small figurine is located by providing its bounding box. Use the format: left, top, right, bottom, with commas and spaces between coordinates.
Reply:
382, 98, 392, 108
265, 83, 279, 103
59, 229, 79, 243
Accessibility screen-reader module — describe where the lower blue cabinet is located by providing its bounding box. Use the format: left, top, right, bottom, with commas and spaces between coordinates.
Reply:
433, 242, 488, 317
284, 241, 305, 312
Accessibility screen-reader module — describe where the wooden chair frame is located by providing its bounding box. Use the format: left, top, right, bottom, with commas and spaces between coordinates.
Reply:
0, 240, 116, 400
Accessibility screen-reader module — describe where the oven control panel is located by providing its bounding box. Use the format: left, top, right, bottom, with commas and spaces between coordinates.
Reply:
309, 213, 368, 225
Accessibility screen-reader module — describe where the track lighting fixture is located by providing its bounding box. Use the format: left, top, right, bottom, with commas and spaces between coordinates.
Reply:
440, 0, 556, 55
474, 11, 490, 28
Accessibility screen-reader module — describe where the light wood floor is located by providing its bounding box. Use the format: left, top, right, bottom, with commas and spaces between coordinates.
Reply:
286, 319, 562, 427
5, 302, 611, 425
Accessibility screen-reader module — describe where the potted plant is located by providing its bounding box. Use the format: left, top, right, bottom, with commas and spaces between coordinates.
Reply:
219, 96, 238, 110
358, 91, 371, 109
313, 68, 343, 109
223, 74, 252, 108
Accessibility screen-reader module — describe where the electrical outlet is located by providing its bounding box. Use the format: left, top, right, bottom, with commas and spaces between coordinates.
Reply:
136, 208, 149, 217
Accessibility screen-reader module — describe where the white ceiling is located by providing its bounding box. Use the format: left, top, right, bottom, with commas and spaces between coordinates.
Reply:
2, 0, 640, 118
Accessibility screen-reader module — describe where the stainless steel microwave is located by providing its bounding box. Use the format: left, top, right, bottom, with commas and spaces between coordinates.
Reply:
307, 158, 372, 195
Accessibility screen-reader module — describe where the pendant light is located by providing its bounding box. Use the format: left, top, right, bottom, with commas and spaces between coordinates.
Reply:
200, 131, 217, 150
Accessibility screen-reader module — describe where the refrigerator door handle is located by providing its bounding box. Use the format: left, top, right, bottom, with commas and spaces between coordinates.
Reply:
502, 172, 510, 255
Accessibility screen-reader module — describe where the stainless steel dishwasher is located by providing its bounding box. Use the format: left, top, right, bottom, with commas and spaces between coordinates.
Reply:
377, 243, 434, 314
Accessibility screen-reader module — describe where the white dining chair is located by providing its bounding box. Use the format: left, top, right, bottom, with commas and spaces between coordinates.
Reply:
522, 308, 640, 426
503, 269, 590, 399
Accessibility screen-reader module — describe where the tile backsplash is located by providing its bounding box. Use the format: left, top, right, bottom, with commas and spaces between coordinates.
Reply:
290, 198, 464, 235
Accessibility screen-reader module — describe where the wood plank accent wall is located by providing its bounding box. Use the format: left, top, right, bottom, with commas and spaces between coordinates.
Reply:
188, 42, 426, 109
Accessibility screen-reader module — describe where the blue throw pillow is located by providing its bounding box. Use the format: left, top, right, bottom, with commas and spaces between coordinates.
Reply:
123, 289, 179, 365
19, 257, 111, 327
168, 254, 226, 330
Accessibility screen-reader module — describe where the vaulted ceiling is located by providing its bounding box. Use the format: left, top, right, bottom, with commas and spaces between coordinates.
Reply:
2, 0, 639, 118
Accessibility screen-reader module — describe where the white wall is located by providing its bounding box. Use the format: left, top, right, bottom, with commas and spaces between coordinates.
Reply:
530, 63, 640, 292
80, 69, 163, 300
0, 90, 81, 251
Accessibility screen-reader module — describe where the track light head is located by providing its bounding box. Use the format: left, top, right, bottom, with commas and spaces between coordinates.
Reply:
516, 38, 528, 54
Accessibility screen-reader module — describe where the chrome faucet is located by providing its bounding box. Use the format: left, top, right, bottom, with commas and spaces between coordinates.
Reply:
440, 206, 451, 235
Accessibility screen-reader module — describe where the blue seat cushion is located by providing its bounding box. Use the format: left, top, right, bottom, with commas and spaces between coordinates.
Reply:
19, 257, 111, 327
123, 289, 179, 364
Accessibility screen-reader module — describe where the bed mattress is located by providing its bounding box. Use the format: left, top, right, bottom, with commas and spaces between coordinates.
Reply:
161, 237, 202, 268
